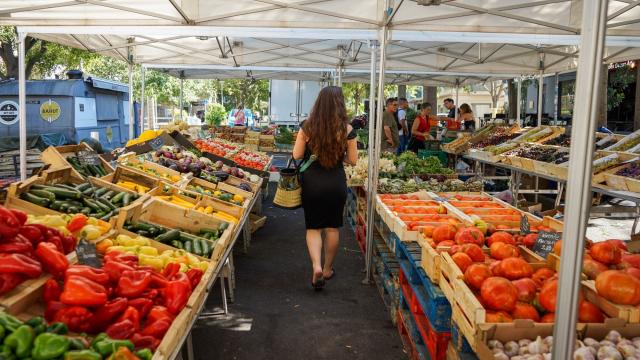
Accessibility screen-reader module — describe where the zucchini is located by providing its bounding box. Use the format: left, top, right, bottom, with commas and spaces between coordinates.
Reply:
56, 184, 81, 192
30, 189, 56, 202
50, 200, 65, 211
122, 193, 132, 206
59, 203, 70, 212
82, 198, 102, 212
132, 222, 156, 232
200, 239, 212, 257
75, 183, 91, 191
95, 188, 108, 197
96, 197, 116, 211
137, 230, 150, 237
82, 187, 95, 196
178, 232, 203, 242
29, 184, 48, 190
80, 207, 92, 215
199, 228, 219, 239
170, 240, 183, 250
95, 165, 107, 177
100, 211, 114, 221
91, 198, 111, 212
43, 186, 82, 200
183, 240, 193, 254
102, 190, 116, 200
67, 206, 79, 214
192, 238, 203, 256
155, 229, 180, 243
21, 192, 51, 207
110, 192, 125, 205
66, 200, 84, 208
219, 222, 229, 231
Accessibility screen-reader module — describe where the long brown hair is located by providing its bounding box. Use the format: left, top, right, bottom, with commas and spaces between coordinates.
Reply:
303, 86, 348, 168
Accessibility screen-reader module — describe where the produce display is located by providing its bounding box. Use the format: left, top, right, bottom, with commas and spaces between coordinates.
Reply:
185, 184, 245, 205
396, 152, 453, 175
504, 144, 569, 164
345, 154, 396, 185
122, 220, 227, 258
376, 177, 482, 194
194, 138, 239, 157
542, 133, 570, 147
608, 131, 640, 152
484, 142, 520, 155
115, 181, 150, 194
592, 156, 622, 174
193, 138, 270, 172
518, 127, 554, 143
0, 206, 76, 295
27, 213, 111, 242
66, 156, 109, 178
231, 150, 270, 171
20, 182, 141, 221
472, 127, 520, 149
615, 161, 640, 179
122, 161, 182, 184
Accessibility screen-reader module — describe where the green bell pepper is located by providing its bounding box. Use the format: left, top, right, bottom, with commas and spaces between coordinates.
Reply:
89, 334, 107, 349
3, 325, 34, 358
0, 344, 15, 360
44, 324, 67, 336
67, 338, 88, 351
91, 337, 133, 358
24, 319, 45, 336
31, 333, 70, 360
0, 314, 22, 333
135, 349, 152, 360
63, 350, 101, 360
0, 325, 5, 343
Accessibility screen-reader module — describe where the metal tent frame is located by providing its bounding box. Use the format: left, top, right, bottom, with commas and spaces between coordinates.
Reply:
0, 0, 635, 357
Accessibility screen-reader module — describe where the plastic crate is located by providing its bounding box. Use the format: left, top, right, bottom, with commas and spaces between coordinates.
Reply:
451, 322, 476, 357
398, 294, 430, 360
417, 150, 447, 166
425, 140, 441, 151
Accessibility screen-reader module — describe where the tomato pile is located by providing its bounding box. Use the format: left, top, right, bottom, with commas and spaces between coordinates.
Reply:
379, 194, 461, 231
193, 138, 239, 157
231, 150, 270, 171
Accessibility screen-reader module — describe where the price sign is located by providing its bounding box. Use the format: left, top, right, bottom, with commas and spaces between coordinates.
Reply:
76, 239, 102, 268
532, 231, 561, 259
149, 137, 164, 150
520, 215, 530, 234
76, 150, 101, 166
433, 196, 447, 203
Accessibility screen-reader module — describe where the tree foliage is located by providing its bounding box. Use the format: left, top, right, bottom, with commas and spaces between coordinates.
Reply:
607, 65, 635, 112
205, 103, 227, 126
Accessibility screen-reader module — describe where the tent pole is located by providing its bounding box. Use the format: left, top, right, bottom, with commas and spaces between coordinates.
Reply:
516, 77, 522, 127
554, 72, 559, 122
537, 70, 543, 126
17, 31, 26, 181
128, 62, 134, 140
363, 39, 378, 284
454, 79, 459, 121
337, 66, 343, 87
552, 0, 608, 358
141, 66, 146, 131
179, 76, 184, 121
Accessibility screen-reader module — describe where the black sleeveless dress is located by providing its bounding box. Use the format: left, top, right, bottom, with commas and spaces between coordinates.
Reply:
301, 130, 356, 229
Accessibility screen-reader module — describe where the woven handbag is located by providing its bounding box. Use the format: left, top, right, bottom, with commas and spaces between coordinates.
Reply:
273, 156, 314, 209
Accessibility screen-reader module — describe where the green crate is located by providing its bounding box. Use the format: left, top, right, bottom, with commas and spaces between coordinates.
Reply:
417, 150, 447, 166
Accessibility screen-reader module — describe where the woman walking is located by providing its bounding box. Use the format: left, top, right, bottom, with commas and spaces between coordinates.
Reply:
293, 86, 358, 291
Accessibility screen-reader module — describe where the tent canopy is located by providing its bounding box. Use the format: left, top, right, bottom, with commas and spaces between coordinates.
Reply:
2, 1, 640, 79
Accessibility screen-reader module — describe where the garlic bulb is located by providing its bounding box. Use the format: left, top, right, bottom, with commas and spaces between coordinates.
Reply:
504, 341, 519, 357
597, 345, 622, 360
574, 347, 596, 360
606, 331, 623, 345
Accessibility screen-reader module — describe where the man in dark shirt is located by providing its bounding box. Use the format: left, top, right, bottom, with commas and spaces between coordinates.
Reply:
444, 98, 456, 118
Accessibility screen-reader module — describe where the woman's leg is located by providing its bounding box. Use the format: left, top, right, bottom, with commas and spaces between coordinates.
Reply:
323, 228, 340, 278
306, 229, 323, 282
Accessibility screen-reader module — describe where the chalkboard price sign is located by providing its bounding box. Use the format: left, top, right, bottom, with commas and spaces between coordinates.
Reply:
76, 150, 101, 166
532, 231, 561, 258
149, 137, 164, 150
76, 239, 102, 268
520, 215, 530, 234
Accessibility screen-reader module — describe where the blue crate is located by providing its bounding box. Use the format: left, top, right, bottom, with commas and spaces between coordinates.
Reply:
389, 231, 400, 253
396, 240, 452, 333
451, 322, 476, 356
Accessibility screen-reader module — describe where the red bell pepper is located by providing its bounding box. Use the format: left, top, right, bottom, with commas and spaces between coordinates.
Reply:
162, 263, 180, 279
141, 289, 159, 301
163, 272, 191, 314
0, 253, 42, 278
104, 251, 138, 267
116, 270, 151, 298
66, 265, 109, 285
128, 298, 153, 318
0, 273, 23, 295
117, 306, 141, 331
149, 272, 168, 289
105, 319, 136, 340
141, 318, 171, 339
66, 214, 88, 232
131, 333, 160, 351
0, 234, 33, 254
43, 278, 62, 303
0, 206, 21, 238
53, 305, 92, 333
60, 275, 108, 307
186, 268, 204, 288
45, 301, 68, 322
9, 209, 27, 226
103, 261, 135, 284
61, 234, 77, 254
35, 242, 69, 279
18, 225, 43, 244
87, 297, 128, 333
146, 306, 174, 325
45, 235, 64, 253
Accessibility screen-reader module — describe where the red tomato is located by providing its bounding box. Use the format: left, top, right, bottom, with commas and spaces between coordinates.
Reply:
578, 300, 605, 323
464, 263, 492, 290
487, 232, 515, 247
512, 278, 537, 302
595, 270, 640, 306
452, 252, 473, 273
461, 244, 485, 262
590, 241, 622, 266
531, 268, 556, 288
539, 278, 558, 313
454, 227, 485, 246
511, 302, 540, 322
489, 242, 520, 260
480, 277, 518, 312
583, 259, 609, 281
540, 313, 555, 323
485, 311, 513, 323
498, 258, 533, 280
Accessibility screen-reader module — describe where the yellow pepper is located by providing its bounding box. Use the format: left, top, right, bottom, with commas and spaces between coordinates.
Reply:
138, 254, 164, 271
80, 225, 103, 241
204, 206, 213, 215
106, 245, 127, 253
192, 261, 209, 272
178, 263, 189, 272
96, 239, 113, 254
137, 246, 158, 256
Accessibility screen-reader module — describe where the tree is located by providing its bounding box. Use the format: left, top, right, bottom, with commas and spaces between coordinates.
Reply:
205, 103, 227, 126
607, 65, 635, 111
483, 80, 506, 109
342, 82, 369, 116
220, 78, 269, 113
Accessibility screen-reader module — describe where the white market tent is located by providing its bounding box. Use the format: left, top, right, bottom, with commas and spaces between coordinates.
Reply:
1, 1, 639, 358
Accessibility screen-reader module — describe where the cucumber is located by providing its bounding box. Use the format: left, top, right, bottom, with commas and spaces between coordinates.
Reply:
67, 206, 79, 214
43, 186, 82, 199
170, 240, 183, 250
59, 203, 70, 212
155, 229, 180, 243
95, 188, 108, 197
96, 197, 117, 211
82, 198, 102, 212
110, 192, 125, 205
80, 207, 92, 215
82, 187, 95, 196
56, 184, 81, 192
92, 198, 111, 212
137, 230, 150, 237
95, 165, 107, 177
183, 240, 193, 254
122, 193, 132, 206
219, 222, 229, 231
50, 200, 65, 211
178, 232, 203, 243
199, 228, 219, 239
100, 211, 114, 221
66, 200, 84, 208
30, 189, 56, 202
200, 239, 212, 257
21, 192, 51, 207
132, 222, 156, 232
75, 183, 91, 191
192, 238, 203, 256
102, 190, 116, 200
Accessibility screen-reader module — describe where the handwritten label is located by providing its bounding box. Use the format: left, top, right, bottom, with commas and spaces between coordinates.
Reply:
532, 231, 561, 259
76, 150, 101, 166
520, 215, 530, 234
76, 239, 102, 268
149, 137, 164, 150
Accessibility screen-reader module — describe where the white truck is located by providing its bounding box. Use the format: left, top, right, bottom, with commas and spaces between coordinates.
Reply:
268, 80, 323, 126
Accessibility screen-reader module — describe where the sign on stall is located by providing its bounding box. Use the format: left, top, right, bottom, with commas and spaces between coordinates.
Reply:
532, 231, 561, 259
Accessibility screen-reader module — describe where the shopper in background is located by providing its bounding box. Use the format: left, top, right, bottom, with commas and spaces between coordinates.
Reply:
408, 102, 435, 152
443, 98, 456, 119
233, 105, 246, 126
400, 98, 418, 138
381, 98, 400, 153
442, 98, 460, 142
459, 103, 475, 131
292, 86, 358, 291
397, 98, 409, 153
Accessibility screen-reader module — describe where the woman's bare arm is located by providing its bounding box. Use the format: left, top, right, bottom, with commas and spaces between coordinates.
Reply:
292, 128, 306, 160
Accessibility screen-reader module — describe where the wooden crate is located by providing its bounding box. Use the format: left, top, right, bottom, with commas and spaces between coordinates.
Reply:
626, 176, 640, 193
0, 148, 43, 179
41, 143, 114, 180
183, 176, 253, 209
118, 155, 185, 185
101, 166, 161, 194
466, 149, 503, 163
533, 160, 567, 180
194, 195, 243, 222
605, 172, 630, 191
419, 234, 443, 283
250, 213, 267, 233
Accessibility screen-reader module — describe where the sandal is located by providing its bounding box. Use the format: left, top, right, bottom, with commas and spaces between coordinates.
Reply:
325, 268, 336, 280
312, 276, 325, 291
